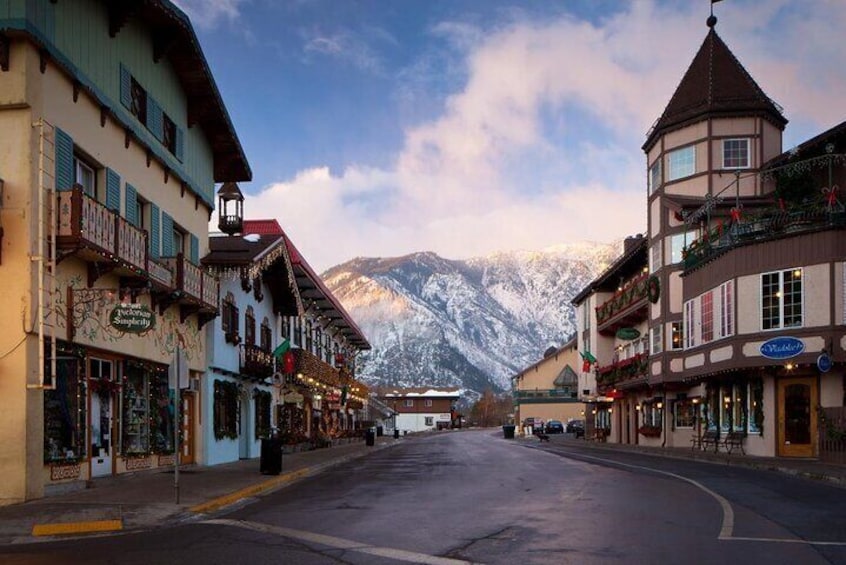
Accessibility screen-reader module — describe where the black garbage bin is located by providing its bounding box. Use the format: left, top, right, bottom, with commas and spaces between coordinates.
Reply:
260, 437, 283, 475
376, 426, 384, 437
502, 425, 516, 439
366, 428, 376, 446
393, 428, 399, 439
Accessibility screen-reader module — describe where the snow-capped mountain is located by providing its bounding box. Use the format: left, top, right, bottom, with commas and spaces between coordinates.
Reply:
322, 242, 619, 394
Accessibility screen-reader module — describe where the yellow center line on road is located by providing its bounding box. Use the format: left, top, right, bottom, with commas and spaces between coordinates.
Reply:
32, 519, 123, 537
189, 468, 310, 514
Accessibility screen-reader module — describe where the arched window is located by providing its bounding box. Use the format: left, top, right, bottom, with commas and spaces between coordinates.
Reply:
222, 292, 240, 344
260, 317, 272, 352
245, 305, 256, 346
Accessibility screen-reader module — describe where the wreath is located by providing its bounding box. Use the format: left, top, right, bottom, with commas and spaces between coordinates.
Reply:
647, 275, 660, 304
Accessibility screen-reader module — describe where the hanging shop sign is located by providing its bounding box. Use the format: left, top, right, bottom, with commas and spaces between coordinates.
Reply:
817, 353, 833, 373
615, 327, 641, 341
759, 336, 804, 359
109, 303, 155, 334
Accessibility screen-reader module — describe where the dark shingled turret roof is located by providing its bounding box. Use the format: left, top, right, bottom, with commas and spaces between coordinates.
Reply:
643, 27, 787, 152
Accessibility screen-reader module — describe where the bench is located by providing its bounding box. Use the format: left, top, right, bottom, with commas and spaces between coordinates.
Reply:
591, 428, 608, 443
721, 431, 746, 455
692, 430, 719, 452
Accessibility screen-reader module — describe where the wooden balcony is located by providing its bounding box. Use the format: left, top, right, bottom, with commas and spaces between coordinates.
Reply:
55, 188, 218, 326
595, 353, 649, 390
241, 343, 274, 379
595, 272, 649, 335
291, 348, 342, 388
161, 253, 219, 322
56, 187, 148, 286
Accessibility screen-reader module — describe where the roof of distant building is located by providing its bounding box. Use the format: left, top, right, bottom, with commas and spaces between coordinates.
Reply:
382, 387, 462, 398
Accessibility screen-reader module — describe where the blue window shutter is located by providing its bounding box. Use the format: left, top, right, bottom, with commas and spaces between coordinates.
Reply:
150, 203, 160, 260
189, 234, 199, 264
175, 127, 184, 162
119, 64, 131, 109
55, 128, 74, 191
125, 183, 137, 226
147, 96, 163, 141
161, 212, 173, 257
105, 169, 120, 211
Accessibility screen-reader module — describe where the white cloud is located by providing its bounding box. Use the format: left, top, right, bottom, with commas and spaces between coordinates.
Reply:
171, 0, 248, 30
242, 1, 846, 272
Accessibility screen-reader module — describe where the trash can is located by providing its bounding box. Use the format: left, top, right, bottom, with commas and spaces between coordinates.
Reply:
393, 428, 399, 439
260, 437, 283, 475
376, 426, 384, 437
502, 425, 516, 439
366, 428, 376, 446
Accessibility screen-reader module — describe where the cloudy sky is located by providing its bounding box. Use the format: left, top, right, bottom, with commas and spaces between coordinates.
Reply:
173, 0, 846, 272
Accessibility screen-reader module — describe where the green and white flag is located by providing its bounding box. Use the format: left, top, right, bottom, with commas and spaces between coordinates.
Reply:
272, 339, 291, 359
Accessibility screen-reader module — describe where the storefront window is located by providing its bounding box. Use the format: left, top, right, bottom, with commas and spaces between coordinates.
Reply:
151, 369, 174, 453
254, 390, 272, 439
213, 380, 239, 440
123, 363, 150, 455
749, 378, 764, 434
44, 356, 86, 463
674, 399, 696, 428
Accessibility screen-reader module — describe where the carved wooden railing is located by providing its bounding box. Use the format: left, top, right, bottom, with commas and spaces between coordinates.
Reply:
595, 272, 649, 327
241, 343, 274, 378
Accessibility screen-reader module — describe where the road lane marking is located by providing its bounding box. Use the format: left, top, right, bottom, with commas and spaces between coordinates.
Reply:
540, 450, 735, 538
203, 518, 473, 564
32, 519, 123, 537
541, 447, 846, 546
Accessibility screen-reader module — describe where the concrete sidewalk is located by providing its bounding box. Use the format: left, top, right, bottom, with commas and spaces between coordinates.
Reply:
0, 436, 398, 545
518, 432, 846, 488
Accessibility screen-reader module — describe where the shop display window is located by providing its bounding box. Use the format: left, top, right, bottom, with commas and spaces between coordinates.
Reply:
122, 363, 150, 455
44, 356, 86, 463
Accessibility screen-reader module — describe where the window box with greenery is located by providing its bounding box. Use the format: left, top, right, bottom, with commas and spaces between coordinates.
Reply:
638, 425, 662, 438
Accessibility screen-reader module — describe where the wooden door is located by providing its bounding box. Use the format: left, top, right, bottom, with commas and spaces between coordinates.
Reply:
180, 391, 195, 465
777, 378, 817, 458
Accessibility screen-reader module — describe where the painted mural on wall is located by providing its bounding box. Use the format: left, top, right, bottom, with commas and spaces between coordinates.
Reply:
50, 274, 202, 365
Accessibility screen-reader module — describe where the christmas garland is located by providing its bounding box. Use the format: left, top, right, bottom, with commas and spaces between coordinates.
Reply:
647, 275, 660, 304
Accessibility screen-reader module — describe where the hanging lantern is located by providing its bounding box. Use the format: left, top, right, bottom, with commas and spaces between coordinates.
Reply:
217, 182, 244, 236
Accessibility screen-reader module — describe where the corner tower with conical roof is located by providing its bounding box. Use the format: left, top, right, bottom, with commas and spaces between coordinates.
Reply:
643, 16, 786, 389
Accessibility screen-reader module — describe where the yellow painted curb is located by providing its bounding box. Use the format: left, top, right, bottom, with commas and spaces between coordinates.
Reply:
189, 468, 309, 514
32, 519, 123, 537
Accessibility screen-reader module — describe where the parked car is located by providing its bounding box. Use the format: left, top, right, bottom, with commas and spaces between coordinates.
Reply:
566, 419, 585, 438
545, 420, 564, 434
524, 418, 545, 433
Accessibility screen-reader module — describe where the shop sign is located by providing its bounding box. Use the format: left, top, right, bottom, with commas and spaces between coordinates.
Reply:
817, 353, 833, 373
109, 303, 155, 333
615, 327, 641, 341
437, 413, 451, 422
283, 391, 304, 404
760, 336, 804, 359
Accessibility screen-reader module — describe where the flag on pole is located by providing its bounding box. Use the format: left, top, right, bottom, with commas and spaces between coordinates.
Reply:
580, 351, 597, 364
272, 338, 291, 359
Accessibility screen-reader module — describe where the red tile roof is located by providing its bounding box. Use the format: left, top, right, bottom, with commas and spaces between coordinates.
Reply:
243, 219, 284, 236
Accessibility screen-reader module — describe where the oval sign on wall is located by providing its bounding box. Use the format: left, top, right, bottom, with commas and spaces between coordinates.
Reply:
616, 327, 641, 341
759, 336, 804, 360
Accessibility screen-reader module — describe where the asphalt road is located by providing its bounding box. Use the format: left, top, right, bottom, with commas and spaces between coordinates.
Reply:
3, 430, 846, 564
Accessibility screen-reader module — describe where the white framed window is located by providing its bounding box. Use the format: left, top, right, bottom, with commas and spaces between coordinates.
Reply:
404, 399, 414, 407
650, 325, 663, 354
670, 230, 699, 264
701, 291, 714, 344
684, 298, 698, 348
649, 160, 662, 194
670, 321, 684, 350
719, 281, 734, 338
668, 146, 695, 181
74, 156, 96, 197
650, 242, 663, 273
424, 399, 433, 407
761, 268, 803, 330
722, 138, 750, 169
425, 417, 434, 426
582, 303, 591, 331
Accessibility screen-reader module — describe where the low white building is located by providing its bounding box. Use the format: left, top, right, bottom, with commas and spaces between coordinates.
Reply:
380, 388, 461, 433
